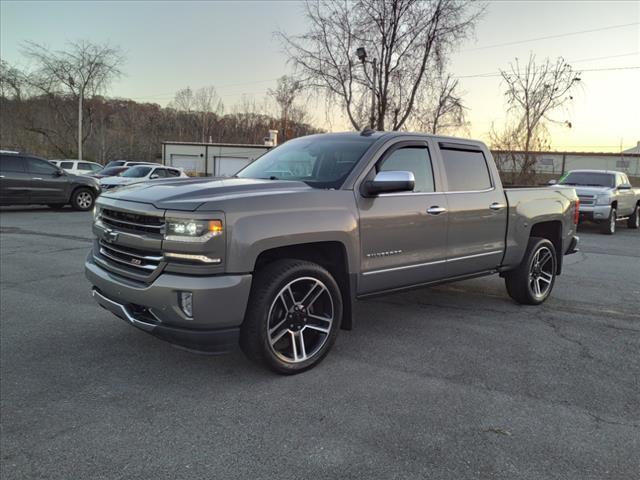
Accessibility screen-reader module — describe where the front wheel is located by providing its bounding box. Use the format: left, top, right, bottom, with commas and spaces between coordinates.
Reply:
601, 207, 616, 235
627, 205, 639, 229
240, 259, 342, 374
71, 188, 95, 211
504, 237, 557, 305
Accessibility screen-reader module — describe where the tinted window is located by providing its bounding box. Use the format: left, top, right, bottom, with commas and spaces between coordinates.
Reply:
78, 162, 94, 170
559, 172, 615, 188
28, 158, 59, 175
152, 168, 167, 178
0, 155, 26, 173
61, 161, 74, 169
167, 169, 181, 177
441, 148, 492, 191
378, 146, 434, 193
121, 166, 152, 178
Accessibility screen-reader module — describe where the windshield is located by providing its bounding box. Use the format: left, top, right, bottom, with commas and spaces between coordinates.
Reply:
121, 166, 152, 178
236, 135, 375, 189
559, 172, 615, 188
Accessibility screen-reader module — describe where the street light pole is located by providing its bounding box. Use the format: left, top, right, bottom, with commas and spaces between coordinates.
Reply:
356, 47, 377, 130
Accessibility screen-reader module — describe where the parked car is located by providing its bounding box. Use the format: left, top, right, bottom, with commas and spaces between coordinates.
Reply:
103, 160, 160, 169
0, 152, 100, 210
90, 166, 130, 179
99, 165, 187, 190
86, 131, 579, 374
551, 169, 640, 234
50, 159, 103, 176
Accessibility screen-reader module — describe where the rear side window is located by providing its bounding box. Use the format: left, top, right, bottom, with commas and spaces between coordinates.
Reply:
61, 161, 74, 169
378, 146, 435, 193
27, 158, 59, 175
440, 148, 492, 192
167, 169, 181, 177
0, 155, 26, 173
78, 162, 94, 170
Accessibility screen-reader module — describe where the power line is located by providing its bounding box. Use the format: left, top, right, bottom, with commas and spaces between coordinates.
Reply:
465, 22, 639, 51
455, 65, 639, 80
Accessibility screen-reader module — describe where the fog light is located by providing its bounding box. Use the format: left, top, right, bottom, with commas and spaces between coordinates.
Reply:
179, 292, 193, 318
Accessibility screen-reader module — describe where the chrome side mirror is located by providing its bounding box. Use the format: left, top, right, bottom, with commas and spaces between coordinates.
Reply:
362, 171, 415, 197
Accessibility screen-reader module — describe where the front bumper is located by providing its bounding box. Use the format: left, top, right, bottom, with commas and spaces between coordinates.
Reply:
578, 204, 611, 222
85, 254, 252, 353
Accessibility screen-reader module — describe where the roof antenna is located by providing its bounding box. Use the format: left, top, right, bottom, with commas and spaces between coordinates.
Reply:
360, 128, 376, 137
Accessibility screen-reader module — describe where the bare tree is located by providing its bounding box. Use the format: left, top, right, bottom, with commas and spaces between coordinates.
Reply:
0, 60, 26, 100
279, 0, 481, 131
491, 54, 581, 184
22, 40, 124, 159
414, 72, 466, 134
194, 86, 223, 142
268, 75, 304, 141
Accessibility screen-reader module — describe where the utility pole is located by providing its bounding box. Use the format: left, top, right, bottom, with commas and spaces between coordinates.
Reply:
356, 47, 377, 130
78, 87, 83, 160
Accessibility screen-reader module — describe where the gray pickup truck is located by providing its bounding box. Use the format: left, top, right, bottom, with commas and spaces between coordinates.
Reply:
86, 132, 579, 373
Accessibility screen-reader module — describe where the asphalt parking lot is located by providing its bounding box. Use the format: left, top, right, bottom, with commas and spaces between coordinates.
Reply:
1, 206, 638, 480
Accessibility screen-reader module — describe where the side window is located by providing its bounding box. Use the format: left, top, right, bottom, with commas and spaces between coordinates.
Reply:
78, 162, 93, 170
27, 158, 59, 175
60, 161, 74, 169
0, 155, 27, 173
440, 148, 492, 192
167, 169, 181, 177
90, 163, 103, 171
152, 168, 167, 178
378, 146, 435, 193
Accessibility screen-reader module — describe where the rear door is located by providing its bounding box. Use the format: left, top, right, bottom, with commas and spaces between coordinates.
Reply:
357, 140, 449, 294
0, 155, 31, 204
26, 157, 69, 204
617, 173, 635, 215
436, 143, 507, 277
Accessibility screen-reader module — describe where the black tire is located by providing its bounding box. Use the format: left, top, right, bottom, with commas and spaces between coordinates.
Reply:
627, 204, 639, 229
240, 259, 342, 375
504, 237, 557, 305
601, 207, 616, 235
47, 204, 66, 210
71, 188, 95, 211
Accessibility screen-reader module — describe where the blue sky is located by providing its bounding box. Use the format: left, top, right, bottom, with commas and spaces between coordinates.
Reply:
1, 0, 639, 151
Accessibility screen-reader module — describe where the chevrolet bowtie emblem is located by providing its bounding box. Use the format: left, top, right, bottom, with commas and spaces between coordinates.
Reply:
103, 229, 119, 243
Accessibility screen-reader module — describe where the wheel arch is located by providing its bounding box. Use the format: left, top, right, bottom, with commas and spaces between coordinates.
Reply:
253, 241, 355, 330
529, 220, 563, 275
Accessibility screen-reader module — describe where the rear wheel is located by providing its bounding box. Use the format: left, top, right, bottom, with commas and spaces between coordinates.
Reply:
601, 207, 616, 235
504, 237, 557, 305
627, 205, 639, 229
71, 188, 95, 211
240, 259, 342, 374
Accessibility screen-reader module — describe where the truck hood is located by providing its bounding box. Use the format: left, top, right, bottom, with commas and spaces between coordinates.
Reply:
570, 186, 613, 197
101, 176, 141, 186
100, 177, 313, 211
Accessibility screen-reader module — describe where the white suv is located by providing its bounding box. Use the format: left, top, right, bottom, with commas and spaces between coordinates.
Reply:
50, 160, 103, 175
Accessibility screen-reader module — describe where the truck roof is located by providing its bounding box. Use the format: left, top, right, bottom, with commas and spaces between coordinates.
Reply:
303, 130, 487, 147
568, 169, 624, 175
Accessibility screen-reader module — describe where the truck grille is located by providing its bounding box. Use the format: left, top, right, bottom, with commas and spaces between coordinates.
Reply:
578, 195, 595, 206
101, 208, 165, 235
98, 240, 163, 274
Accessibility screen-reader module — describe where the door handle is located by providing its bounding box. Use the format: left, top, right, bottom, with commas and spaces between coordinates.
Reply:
32, 177, 43, 180
489, 202, 507, 210
427, 206, 447, 215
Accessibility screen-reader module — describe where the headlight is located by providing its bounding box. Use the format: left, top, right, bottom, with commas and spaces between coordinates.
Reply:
164, 219, 223, 242
93, 206, 102, 221
595, 194, 611, 205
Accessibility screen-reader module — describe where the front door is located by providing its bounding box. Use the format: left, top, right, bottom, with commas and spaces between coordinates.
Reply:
358, 141, 449, 294
436, 144, 507, 277
26, 157, 69, 204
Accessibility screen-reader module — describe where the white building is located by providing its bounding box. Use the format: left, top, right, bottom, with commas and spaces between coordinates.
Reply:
492, 150, 640, 179
162, 141, 272, 177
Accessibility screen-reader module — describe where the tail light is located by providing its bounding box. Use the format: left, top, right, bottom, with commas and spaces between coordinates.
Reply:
573, 198, 580, 225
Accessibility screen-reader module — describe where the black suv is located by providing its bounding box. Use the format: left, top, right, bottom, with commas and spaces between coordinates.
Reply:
0, 151, 101, 210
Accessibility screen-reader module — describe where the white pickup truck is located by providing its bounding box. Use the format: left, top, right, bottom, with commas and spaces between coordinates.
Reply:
552, 170, 640, 234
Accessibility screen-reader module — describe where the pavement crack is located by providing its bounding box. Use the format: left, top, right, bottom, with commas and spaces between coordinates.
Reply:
586, 412, 640, 429
538, 316, 595, 360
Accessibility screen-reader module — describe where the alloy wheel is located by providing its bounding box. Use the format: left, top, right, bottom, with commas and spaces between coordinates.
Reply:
77, 191, 93, 209
267, 277, 334, 363
529, 246, 554, 299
